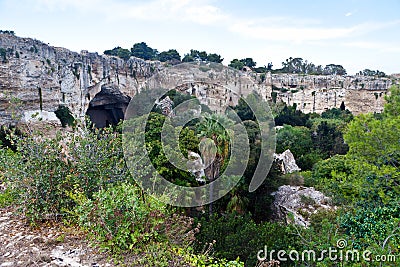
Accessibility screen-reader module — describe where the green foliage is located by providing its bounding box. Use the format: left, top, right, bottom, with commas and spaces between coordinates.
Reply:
274, 104, 310, 127
321, 107, 353, 122
344, 113, 400, 167
0, 30, 15, 35
276, 125, 318, 170
131, 42, 158, 60
77, 183, 167, 252
358, 69, 386, 77
240, 58, 256, 68
157, 49, 181, 62
2, 125, 127, 222
0, 125, 23, 150
228, 59, 244, 70
341, 204, 400, 251
277, 57, 347, 75
323, 63, 347, 75
195, 214, 298, 266
104, 46, 131, 60
54, 105, 75, 127
229, 58, 256, 70
206, 53, 224, 63
231, 98, 255, 121
182, 252, 244, 267
384, 85, 400, 117
143, 112, 198, 186
0, 48, 7, 63
311, 119, 349, 158
182, 49, 223, 63
0, 188, 16, 208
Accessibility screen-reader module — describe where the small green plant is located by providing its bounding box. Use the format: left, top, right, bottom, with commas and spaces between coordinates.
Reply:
54, 105, 75, 127
0, 48, 7, 63
300, 194, 316, 206
77, 183, 167, 252
2, 124, 127, 223
0, 188, 16, 208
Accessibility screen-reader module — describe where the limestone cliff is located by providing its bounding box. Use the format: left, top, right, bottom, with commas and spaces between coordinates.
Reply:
0, 32, 398, 127
266, 72, 395, 114
0, 32, 159, 125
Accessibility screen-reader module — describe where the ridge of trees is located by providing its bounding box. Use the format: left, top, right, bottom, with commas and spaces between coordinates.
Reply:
102, 42, 356, 75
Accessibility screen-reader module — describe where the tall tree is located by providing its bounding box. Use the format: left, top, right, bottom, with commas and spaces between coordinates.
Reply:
197, 114, 233, 214
157, 49, 181, 63
131, 42, 158, 60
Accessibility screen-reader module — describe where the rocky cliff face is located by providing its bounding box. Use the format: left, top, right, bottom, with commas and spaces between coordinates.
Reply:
271, 185, 335, 227
0, 32, 159, 125
0, 32, 397, 127
266, 72, 395, 114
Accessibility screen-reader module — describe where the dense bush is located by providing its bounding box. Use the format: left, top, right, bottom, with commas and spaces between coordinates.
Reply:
195, 213, 298, 266
2, 125, 127, 222
54, 105, 75, 127
77, 183, 168, 252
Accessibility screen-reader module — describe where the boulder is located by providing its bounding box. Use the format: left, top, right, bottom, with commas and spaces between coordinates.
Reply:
271, 185, 334, 227
273, 149, 301, 174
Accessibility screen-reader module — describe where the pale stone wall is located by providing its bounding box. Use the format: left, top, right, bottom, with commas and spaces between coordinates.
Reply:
0, 33, 398, 126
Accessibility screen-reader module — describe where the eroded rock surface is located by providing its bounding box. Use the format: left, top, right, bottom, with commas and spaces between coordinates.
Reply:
273, 149, 301, 174
271, 185, 334, 227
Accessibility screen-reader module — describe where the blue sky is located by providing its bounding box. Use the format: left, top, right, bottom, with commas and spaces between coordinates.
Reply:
1, 0, 399, 74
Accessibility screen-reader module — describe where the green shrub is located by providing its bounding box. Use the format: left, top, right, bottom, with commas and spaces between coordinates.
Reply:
54, 105, 75, 127
77, 183, 167, 252
195, 214, 298, 266
2, 125, 127, 223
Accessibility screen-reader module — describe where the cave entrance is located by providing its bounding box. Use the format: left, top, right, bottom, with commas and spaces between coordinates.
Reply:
86, 84, 131, 128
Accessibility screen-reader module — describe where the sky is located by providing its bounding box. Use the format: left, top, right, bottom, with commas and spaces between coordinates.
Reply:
1, 0, 399, 75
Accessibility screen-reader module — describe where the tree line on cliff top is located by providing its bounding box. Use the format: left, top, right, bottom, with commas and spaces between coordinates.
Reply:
103, 41, 385, 77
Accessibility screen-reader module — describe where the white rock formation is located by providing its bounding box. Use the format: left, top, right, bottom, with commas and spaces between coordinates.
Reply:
273, 149, 301, 174
271, 185, 334, 227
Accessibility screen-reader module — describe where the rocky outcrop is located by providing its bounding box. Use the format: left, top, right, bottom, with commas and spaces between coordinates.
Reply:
265, 72, 396, 114
271, 185, 334, 227
187, 151, 206, 183
273, 149, 301, 174
1, 32, 399, 128
0, 32, 159, 126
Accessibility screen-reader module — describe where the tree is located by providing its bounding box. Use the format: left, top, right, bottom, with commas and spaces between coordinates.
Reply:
182, 50, 223, 63
323, 64, 347, 75
157, 49, 181, 63
240, 58, 256, 68
131, 42, 158, 60
206, 53, 223, 63
359, 69, 386, 77
274, 104, 310, 127
276, 125, 313, 158
197, 114, 233, 214
384, 85, 400, 117
228, 59, 244, 70
104, 46, 131, 60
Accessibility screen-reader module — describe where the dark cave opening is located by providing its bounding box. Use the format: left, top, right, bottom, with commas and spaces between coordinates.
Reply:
86, 84, 131, 128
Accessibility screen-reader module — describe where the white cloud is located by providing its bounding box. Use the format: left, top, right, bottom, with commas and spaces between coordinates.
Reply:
229, 21, 357, 42
30, 0, 228, 25
19, 0, 400, 44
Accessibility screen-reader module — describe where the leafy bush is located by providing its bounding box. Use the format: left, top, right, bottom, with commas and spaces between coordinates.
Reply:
77, 183, 167, 252
2, 125, 127, 222
54, 105, 75, 127
341, 204, 400, 251
195, 214, 298, 266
